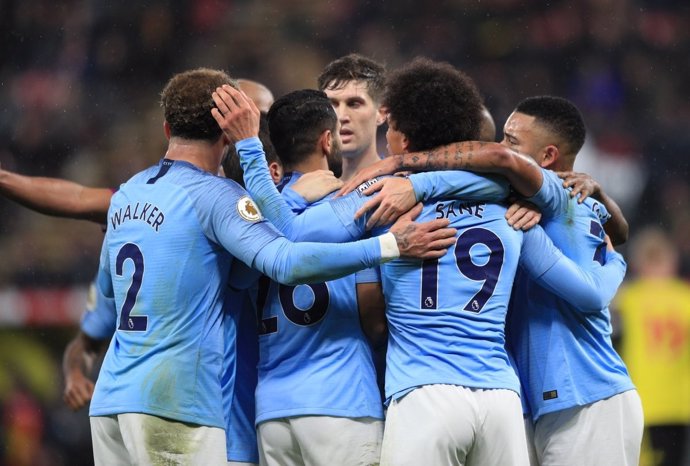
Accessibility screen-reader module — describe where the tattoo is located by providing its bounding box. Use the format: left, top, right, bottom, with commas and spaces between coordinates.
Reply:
394, 223, 416, 251
421, 150, 435, 171
398, 140, 500, 174
453, 143, 464, 168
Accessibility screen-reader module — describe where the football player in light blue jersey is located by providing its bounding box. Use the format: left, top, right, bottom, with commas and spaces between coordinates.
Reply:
214, 61, 628, 466
245, 90, 386, 466
1, 77, 282, 466
341, 95, 641, 465
374, 59, 629, 466
89, 68, 451, 466
501, 97, 641, 466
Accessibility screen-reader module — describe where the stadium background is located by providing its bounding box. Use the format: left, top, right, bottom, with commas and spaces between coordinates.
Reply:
0, 1, 687, 464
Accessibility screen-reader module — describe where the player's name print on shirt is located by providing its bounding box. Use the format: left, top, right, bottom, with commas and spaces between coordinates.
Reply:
110, 202, 165, 232
434, 201, 485, 220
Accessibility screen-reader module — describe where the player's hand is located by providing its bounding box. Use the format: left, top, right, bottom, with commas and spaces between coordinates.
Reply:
290, 170, 343, 203
336, 156, 399, 197
211, 84, 260, 143
505, 200, 542, 231
354, 176, 417, 229
389, 203, 457, 260
556, 171, 600, 203
63, 370, 95, 411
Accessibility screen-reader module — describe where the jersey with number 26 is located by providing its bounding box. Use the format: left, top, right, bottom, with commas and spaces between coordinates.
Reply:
254, 172, 383, 424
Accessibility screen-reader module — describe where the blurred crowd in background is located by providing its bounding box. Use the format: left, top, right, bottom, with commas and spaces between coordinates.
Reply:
0, 1, 688, 465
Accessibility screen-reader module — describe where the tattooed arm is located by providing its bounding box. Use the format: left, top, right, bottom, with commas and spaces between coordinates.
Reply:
338, 141, 543, 198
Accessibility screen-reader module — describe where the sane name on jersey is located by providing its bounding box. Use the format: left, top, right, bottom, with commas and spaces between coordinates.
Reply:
434, 201, 485, 219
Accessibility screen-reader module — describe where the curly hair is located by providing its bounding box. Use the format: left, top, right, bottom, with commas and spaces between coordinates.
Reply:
160, 68, 236, 142
267, 89, 337, 169
514, 96, 586, 156
383, 57, 483, 152
317, 54, 386, 104
223, 113, 278, 187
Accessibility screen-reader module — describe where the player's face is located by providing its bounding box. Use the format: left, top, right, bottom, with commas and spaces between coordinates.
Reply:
385, 116, 407, 156
501, 111, 550, 164
324, 80, 382, 160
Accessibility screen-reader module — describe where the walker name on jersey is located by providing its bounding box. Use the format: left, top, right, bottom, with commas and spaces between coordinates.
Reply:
434, 201, 485, 219
110, 202, 165, 232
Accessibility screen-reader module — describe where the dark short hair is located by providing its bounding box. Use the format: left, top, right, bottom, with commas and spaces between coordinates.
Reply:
160, 68, 235, 142
317, 54, 386, 104
223, 113, 277, 187
514, 96, 586, 155
267, 89, 337, 169
383, 57, 483, 152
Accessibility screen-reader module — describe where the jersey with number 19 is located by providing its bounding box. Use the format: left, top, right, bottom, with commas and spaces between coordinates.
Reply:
383, 200, 539, 401
380, 194, 627, 403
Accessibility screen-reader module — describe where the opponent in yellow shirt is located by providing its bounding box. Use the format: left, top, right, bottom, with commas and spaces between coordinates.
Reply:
614, 227, 690, 466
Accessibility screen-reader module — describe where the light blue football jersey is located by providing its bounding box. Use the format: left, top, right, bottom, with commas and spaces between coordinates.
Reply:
507, 169, 634, 421
381, 197, 627, 403
91, 158, 387, 428
90, 159, 276, 427
80, 279, 117, 340
381, 200, 527, 400
254, 173, 382, 423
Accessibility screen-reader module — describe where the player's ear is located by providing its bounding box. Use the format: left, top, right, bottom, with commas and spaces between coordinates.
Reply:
269, 162, 283, 184
163, 121, 172, 140
375, 106, 387, 126
401, 134, 411, 152
540, 144, 560, 168
320, 129, 333, 156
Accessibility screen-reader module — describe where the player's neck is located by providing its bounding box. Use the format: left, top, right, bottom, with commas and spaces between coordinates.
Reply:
340, 148, 381, 182
165, 138, 221, 174
288, 155, 328, 175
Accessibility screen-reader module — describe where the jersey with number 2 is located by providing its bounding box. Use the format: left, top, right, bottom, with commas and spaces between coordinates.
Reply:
90, 159, 276, 428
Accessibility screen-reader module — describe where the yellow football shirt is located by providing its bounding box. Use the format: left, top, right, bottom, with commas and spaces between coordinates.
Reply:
615, 278, 690, 425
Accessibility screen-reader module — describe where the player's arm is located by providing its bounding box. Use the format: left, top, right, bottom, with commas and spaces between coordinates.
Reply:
203, 179, 455, 286
235, 136, 455, 249
235, 137, 361, 241
356, 268, 387, 350
557, 171, 629, 245
338, 142, 543, 198
243, 221, 451, 286
520, 227, 627, 312
0, 163, 112, 223
63, 278, 116, 410
352, 171, 510, 229
62, 331, 108, 410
